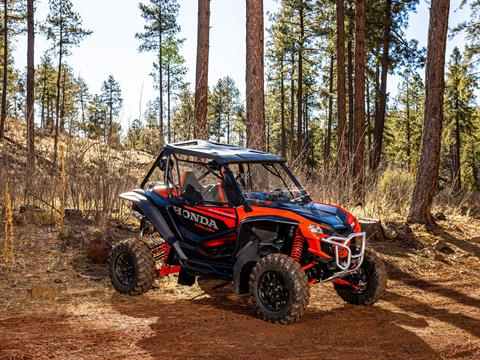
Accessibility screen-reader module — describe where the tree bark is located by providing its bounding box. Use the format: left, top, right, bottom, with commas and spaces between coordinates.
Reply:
325, 54, 334, 166
195, 0, 210, 140
371, 0, 391, 172
347, 26, 354, 161
353, 0, 366, 191
158, 3, 164, 144
336, 0, 347, 169
167, 61, 171, 143
406, 78, 411, 170
26, 0, 35, 173
0, 0, 8, 138
366, 75, 372, 153
408, 0, 450, 226
53, 36, 63, 174
296, 1, 304, 157
108, 87, 113, 144
246, 0, 266, 151
280, 56, 286, 159
290, 51, 295, 152
454, 100, 461, 191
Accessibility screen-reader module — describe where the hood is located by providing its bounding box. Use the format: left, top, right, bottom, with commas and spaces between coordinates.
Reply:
274, 201, 352, 233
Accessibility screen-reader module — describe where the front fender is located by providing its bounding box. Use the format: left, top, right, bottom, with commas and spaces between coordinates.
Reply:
120, 190, 186, 259
232, 216, 299, 294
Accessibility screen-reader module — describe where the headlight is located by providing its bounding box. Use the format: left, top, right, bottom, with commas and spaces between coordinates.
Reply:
308, 224, 324, 236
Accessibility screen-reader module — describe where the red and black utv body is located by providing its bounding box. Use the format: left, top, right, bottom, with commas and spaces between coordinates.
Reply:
109, 140, 387, 324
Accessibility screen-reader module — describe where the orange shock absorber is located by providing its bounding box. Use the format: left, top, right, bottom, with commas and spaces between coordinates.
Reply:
291, 232, 304, 262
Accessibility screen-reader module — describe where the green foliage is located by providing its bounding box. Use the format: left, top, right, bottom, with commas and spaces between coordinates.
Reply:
135, 0, 180, 53
86, 94, 107, 140
455, 0, 480, 57
172, 83, 194, 142
378, 167, 415, 213
384, 67, 424, 169
443, 47, 479, 190
43, 0, 92, 57
208, 77, 242, 144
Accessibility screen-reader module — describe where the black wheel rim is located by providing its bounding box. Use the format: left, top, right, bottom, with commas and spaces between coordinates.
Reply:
345, 267, 368, 294
258, 270, 289, 312
115, 252, 136, 286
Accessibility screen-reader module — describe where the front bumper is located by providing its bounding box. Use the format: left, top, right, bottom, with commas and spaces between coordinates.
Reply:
320, 232, 366, 282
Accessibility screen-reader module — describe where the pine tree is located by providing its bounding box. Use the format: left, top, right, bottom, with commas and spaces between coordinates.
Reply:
195, 0, 210, 139
385, 68, 424, 168
86, 94, 107, 139
101, 75, 123, 145
43, 0, 91, 171
444, 47, 478, 191
0, 0, 25, 138
246, 0, 266, 151
26, 0, 34, 175
136, 0, 180, 145
408, 0, 450, 226
209, 77, 241, 143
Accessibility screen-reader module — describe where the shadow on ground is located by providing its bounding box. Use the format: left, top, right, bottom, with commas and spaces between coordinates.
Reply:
113, 291, 437, 360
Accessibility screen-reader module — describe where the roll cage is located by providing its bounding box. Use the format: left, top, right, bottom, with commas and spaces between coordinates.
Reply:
140, 141, 307, 209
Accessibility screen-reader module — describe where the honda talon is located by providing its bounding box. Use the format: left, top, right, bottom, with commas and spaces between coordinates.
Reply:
109, 140, 387, 324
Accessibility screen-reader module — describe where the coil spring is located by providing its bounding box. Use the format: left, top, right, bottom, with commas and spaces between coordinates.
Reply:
291, 234, 304, 262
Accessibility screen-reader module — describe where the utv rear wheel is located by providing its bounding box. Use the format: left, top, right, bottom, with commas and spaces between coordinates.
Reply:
250, 254, 309, 324
334, 250, 387, 305
109, 238, 155, 295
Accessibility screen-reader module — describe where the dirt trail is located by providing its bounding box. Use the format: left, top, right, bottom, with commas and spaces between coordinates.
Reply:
1, 219, 480, 359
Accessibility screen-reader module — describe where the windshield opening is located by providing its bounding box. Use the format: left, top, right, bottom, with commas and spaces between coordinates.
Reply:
228, 162, 308, 203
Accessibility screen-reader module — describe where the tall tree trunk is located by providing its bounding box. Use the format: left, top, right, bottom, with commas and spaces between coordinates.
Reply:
26, 0, 35, 174
325, 54, 334, 166
0, 0, 8, 138
280, 56, 286, 159
60, 69, 66, 132
167, 62, 171, 143
296, 1, 304, 157
195, 0, 210, 140
406, 79, 411, 170
227, 114, 230, 143
408, 0, 450, 226
158, 3, 164, 144
353, 0, 366, 190
371, 0, 392, 171
53, 39, 63, 174
108, 88, 113, 145
290, 52, 295, 152
347, 25, 354, 161
336, 0, 347, 169
366, 74, 372, 153
246, 0, 266, 150
454, 101, 461, 191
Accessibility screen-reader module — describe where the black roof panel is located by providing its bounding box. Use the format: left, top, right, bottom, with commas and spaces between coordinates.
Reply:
163, 140, 284, 163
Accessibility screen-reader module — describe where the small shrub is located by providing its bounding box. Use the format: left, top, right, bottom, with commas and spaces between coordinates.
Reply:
378, 168, 415, 215
33, 211, 57, 226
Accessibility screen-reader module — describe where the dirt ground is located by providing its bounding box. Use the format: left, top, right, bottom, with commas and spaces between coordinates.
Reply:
1, 216, 480, 360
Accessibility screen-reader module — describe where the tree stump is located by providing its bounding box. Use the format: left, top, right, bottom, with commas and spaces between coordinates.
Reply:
358, 218, 385, 242
86, 238, 112, 264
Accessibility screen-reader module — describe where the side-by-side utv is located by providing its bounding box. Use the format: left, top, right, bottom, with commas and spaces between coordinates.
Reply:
109, 140, 387, 324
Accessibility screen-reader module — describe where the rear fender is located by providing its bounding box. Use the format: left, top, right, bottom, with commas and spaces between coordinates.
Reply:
120, 190, 187, 260
233, 216, 299, 294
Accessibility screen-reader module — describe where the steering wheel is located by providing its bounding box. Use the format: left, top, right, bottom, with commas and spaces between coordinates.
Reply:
265, 188, 285, 201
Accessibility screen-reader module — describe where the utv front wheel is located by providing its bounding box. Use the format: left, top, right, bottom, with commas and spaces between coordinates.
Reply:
108, 238, 155, 295
334, 250, 387, 305
250, 254, 310, 324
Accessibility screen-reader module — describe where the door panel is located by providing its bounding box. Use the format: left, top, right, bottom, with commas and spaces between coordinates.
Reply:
169, 204, 237, 246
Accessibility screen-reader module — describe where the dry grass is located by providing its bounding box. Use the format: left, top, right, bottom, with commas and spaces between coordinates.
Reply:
0, 215, 479, 359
